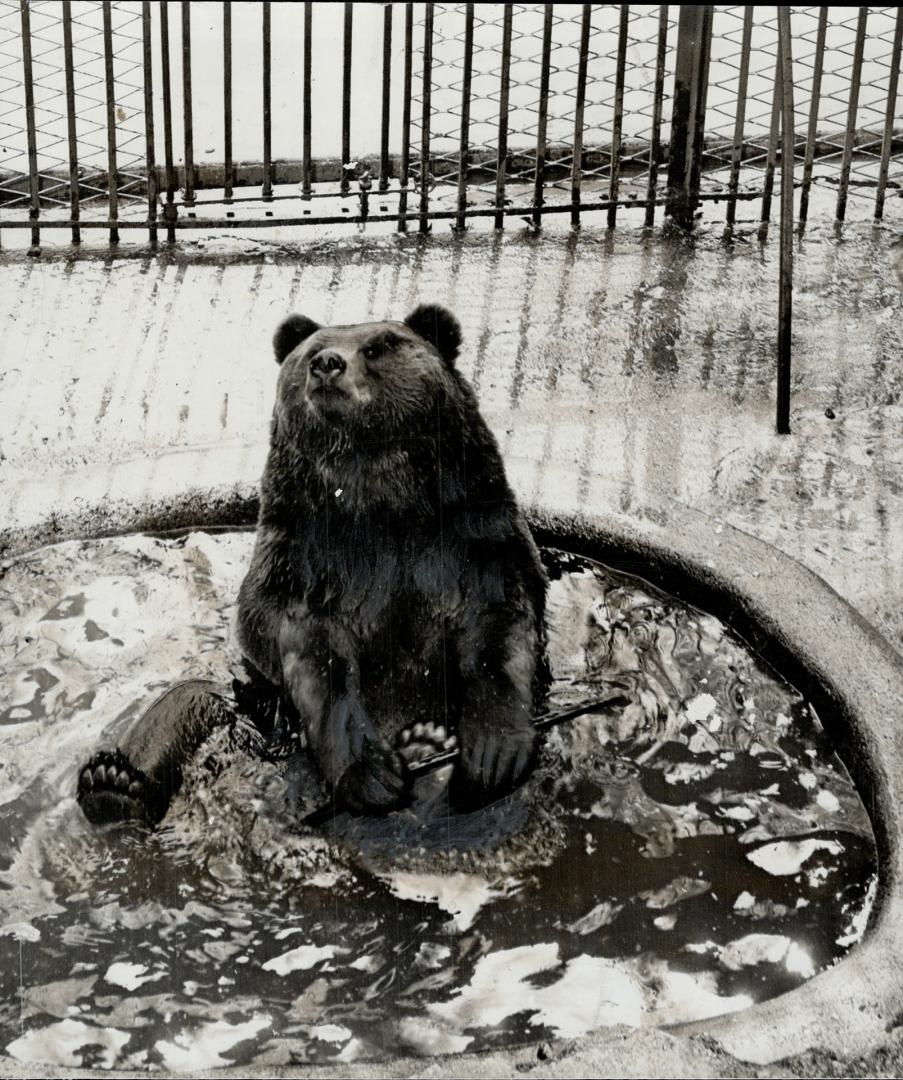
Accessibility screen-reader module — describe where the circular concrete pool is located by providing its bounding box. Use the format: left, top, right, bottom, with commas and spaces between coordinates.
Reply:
0, 504, 889, 1074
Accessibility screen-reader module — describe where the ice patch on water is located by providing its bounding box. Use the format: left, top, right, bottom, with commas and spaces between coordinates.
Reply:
0, 921, 40, 942
6, 1019, 130, 1069
154, 1013, 271, 1071
262, 944, 340, 976
383, 871, 507, 933
685, 693, 718, 724
103, 961, 164, 991
718, 933, 792, 970
816, 789, 841, 813
429, 945, 646, 1037
746, 838, 844, 875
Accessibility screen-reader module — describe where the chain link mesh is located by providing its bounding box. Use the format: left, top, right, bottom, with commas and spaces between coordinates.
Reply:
0, 0, 146, 213
701, 6, 903, 206
409, 4, 677, 207
0, 3, 900, 227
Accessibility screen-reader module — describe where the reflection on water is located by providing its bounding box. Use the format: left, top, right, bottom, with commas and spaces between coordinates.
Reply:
0, 532, 877, 1069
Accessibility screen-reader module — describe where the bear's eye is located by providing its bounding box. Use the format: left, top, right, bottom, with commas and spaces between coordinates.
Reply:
362, 333, 399, 362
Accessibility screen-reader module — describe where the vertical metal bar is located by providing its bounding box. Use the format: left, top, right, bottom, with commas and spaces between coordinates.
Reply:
799, 5, 827, 226
570, 4, 591, 228
141, 0, 157, 245
223, 0, 232, 201
262, 0, 272, 199
379, 3, 393, 192
19, 0, 40, 249
419, 2, 434, 233
607, 4, 629, 227
493, 3, 512, 230
532, 4, 554, 228
302, 1, 312, 197
398, 2, 413, 231
61, 0, 81, 243
102, 0, 119, 243
644, 4, 669, 228
666, 4, 714, 228
837, 6, 867, 222
455, 3, 475, 230
341, 1, 353, 194
159, 0, 176, 241
876, 7, 903, 220
760, 52, 781, 226
725, 6, 753, 227
181, 0, 195, 206
776, 5, 795, 436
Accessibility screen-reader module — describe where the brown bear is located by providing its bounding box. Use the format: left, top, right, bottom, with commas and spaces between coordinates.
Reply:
78, 305, 547, 823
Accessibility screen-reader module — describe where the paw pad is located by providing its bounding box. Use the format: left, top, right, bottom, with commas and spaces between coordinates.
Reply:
76, 749, 156, 825
396, 721, 457, 765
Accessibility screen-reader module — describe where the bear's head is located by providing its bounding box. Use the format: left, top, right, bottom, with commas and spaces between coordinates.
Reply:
271, 304, 462, 437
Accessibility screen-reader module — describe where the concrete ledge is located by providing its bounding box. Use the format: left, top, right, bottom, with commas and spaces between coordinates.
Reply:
2, 465, 903, 1077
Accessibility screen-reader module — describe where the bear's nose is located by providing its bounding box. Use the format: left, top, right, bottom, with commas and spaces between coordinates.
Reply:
309, 350, 346, 383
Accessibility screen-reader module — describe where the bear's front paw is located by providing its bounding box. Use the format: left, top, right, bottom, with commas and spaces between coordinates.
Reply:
335, 739, 411, 815
76, 749, 165, 826
453, 720, 536, 809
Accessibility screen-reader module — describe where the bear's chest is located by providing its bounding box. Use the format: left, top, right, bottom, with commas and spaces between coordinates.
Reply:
281, 524, 466, 631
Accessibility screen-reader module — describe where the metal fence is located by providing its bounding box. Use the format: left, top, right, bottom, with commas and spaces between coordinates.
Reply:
0, 3, 901, 244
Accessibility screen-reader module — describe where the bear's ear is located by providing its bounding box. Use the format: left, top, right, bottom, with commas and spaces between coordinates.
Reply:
273, 314, 320, 365
404, 304, 462, 367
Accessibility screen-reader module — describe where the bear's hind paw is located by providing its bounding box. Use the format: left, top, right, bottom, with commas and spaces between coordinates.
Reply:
396, 721, 457, 765
77, 749, 163, 826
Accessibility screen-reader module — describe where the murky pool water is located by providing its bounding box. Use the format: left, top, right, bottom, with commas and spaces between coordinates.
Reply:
0, 532, 877, 1069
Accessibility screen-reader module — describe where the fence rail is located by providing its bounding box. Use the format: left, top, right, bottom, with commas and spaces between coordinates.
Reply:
0, 3, 900, 242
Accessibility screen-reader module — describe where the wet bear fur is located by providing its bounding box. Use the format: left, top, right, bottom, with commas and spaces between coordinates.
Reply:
237, 304, 547, 814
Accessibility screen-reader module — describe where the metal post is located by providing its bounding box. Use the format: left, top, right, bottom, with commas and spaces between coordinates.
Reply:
799, 6, 827, 227
224, 0, 232, 201
379, 3, 392, 192
419, 2, 434, 233
18, 0, 40, 249
776, 6, 795, 436
760, 53, 781, 227
644, 5, 669, 228
101, 0, 119, 243
262, 1, 272, 200
875, 8, 903, 220
159, 0, 176, 240
532, 4, 554, 228
341, 2, 353, 194
493, 3, 512, 230
725, 6, 752, 227
666, 4, 713, 228
607, 4, 629, 227
837, 7, 867, 222
571, 4, 591, 228
61, 0, 81, 243
398, 2, 413, 230
181, 0, 195, 206
141, 0, 157, 245
455, 3, 474, 231
302, 2, 312, 198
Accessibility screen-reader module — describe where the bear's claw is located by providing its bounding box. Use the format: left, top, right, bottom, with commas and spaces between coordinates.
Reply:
77, 749, 162, 826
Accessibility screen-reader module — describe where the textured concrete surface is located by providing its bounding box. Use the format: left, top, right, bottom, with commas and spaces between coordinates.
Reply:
2, 206, 903, 1077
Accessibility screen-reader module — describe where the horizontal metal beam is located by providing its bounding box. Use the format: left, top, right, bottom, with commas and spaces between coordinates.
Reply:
0, 189, 767, 234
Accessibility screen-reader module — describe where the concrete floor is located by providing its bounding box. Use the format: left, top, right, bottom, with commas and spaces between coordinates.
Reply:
2, 200, 903, 1078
